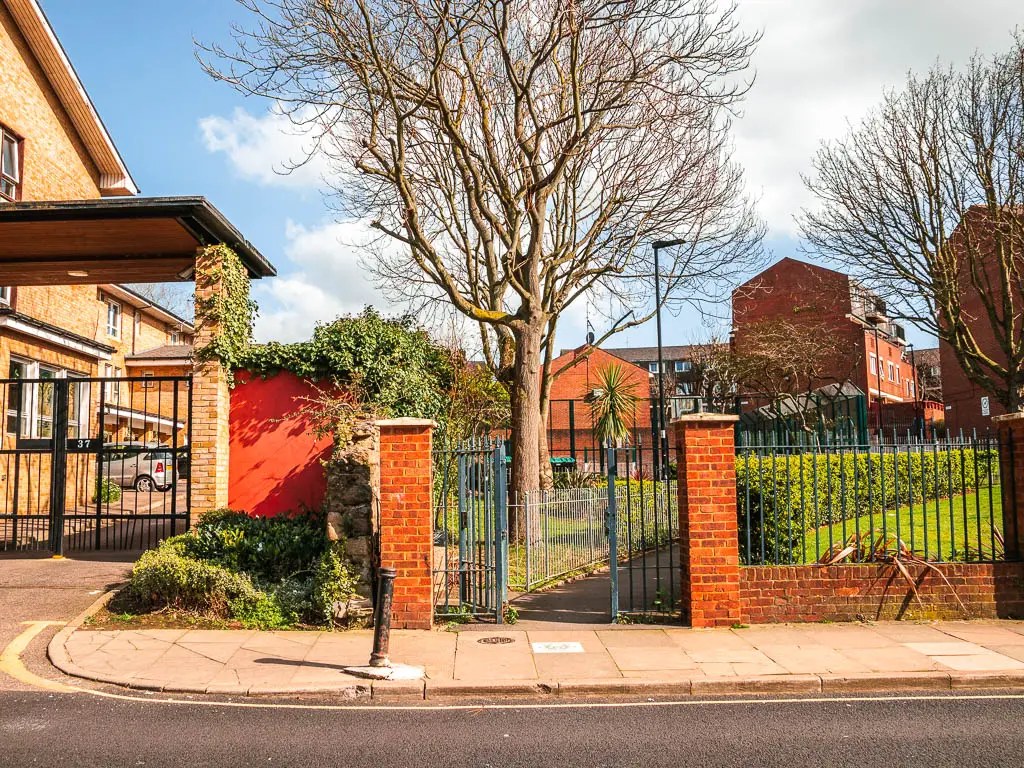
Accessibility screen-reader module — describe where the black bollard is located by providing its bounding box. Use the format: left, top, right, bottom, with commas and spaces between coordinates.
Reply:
369, 566, 397, 667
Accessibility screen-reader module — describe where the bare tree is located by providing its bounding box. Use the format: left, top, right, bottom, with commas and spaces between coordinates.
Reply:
202, 0, 764, 508
801, 34, 1024, 414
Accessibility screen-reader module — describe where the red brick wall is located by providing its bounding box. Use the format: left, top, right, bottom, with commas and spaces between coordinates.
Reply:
674, 415, 742, 628
378, 420, 434, 630
740, 563, 1024, 623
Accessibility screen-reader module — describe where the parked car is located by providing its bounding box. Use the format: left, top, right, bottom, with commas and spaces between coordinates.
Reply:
101, 442, 177, 492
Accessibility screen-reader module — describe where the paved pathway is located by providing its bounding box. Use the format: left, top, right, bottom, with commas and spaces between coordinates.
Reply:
52, 619, 1024, 696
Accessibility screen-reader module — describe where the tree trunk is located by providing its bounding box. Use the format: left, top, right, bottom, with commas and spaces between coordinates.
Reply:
538, 371, 555, 492
508, 319, 544, 542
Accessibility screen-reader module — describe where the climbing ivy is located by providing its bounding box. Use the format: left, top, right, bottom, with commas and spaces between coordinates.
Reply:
194, 245, 258, 384
238, 307, 452, 420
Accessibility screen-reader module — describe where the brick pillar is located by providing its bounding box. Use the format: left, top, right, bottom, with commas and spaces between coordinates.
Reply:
191, 246, 231, 516
673, 413, 741, 628
995, 412, 1024, 561
377, 418, 435, 630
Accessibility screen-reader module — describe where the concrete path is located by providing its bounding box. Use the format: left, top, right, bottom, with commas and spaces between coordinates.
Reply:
49, 616, 1024, 698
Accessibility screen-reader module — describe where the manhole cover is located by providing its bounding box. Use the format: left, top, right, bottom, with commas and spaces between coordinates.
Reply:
477, 636, 515, 645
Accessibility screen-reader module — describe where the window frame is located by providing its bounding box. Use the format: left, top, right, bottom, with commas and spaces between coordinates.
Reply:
674, 361, 692, 373
647, 362, 659, 374
0, 125, 23, 203
0, 286, 10, 305
869, 354, 877, 375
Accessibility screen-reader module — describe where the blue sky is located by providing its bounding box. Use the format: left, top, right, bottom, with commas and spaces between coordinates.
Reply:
41, 0, 1024, 352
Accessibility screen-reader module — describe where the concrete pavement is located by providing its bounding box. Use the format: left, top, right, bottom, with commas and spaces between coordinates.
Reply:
49, 609, 1024, 698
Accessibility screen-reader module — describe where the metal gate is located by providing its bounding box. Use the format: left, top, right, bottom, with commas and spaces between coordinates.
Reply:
607, 443, 680, 621
432, 439, 509, 622
1, 375, 192, 554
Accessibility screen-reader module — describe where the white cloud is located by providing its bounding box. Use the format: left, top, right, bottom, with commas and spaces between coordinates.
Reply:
252, 220, 397, 343
199, 108, 332, 188
733, 0, 1024, 236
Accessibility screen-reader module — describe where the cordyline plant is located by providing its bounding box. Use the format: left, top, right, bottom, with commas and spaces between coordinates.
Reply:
587, 363, 639, 446
201, 0, 765, 536
820, 533, 968, 616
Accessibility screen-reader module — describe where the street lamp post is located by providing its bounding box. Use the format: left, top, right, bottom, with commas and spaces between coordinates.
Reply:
651, 239, 686, 481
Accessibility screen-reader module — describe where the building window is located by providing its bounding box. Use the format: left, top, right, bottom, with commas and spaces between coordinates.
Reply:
0, 286, 10, 305
106, 299, 122, 338
647, 362, 659, 373
674, 361, 692, 373
169, 328, 180, 345
869, 354, 877, 375
141, 371, 155, 389
6, 358, 29, 436
887, 361, 895, 382
0, 126, 21, 202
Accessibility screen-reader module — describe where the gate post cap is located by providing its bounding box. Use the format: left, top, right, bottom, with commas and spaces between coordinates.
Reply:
374, 417, 438, 428
670, 413, 739, 424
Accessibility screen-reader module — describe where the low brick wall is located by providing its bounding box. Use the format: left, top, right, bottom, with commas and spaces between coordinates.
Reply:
740, 562, 1024, 623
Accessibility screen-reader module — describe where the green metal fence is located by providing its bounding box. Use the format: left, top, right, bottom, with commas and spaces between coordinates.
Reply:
737, 435, 1008, 565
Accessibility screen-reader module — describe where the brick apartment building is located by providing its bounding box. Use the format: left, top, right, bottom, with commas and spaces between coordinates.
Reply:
938, 207, 1024, 435
731, 258, 941, 432
602, 345, 706, 396
546, 346, 655, 466
0, 0, 273, 551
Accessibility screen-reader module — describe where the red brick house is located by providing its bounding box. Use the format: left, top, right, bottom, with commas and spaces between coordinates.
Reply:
546, 346, 654, 465
731, 258, 940, 433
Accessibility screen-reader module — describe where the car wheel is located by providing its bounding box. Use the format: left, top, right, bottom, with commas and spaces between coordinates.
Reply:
134, 475, 155, 493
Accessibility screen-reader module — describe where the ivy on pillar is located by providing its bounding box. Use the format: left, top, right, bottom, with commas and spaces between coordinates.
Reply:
673, 413, 742, 628
192, 244, 255, 516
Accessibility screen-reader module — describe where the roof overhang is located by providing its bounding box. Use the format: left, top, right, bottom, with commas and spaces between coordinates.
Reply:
0, 309, 115, 359
6, 0, 138, 195
0, 197, 277, 285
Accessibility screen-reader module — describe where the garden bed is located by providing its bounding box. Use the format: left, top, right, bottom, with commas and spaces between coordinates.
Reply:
102, 508, 362, 631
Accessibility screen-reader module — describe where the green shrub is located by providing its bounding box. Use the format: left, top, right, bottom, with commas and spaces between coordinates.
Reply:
129, 539, 264, 614
129, 508, 357, 628
736, 448, 999, 564
92, 477, 122, 504
185, 508, 327, 582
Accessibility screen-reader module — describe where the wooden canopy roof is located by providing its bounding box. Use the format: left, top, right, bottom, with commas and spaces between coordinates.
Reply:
0, 197, 276, 286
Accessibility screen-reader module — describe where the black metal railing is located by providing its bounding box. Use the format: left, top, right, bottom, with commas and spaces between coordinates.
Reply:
737, 435, 1007, 566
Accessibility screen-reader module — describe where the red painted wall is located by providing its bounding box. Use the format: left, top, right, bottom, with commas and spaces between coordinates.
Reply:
228, 370, 333, 517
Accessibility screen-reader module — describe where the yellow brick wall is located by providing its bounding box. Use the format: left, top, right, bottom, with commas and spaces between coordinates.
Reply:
0, 3, 102, 201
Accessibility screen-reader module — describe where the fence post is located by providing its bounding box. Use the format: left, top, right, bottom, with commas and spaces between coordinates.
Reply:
606, 442, 619, 621
493, 441, 508, 623
673, 413, 742, 628
995, 413, 1024, 561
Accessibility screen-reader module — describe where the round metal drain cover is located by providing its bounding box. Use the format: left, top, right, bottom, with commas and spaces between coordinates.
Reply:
477, 636, 515, 645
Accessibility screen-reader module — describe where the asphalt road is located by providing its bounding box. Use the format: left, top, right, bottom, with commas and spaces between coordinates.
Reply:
0, 552, 132, 690
1, 691, 1023, 767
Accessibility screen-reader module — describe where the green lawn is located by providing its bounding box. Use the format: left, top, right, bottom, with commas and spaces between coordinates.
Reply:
802, 486, 1004, 563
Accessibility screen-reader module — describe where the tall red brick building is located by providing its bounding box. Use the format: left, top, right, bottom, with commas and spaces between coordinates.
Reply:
731, 258, 937, 432
939, 208, 1024, 435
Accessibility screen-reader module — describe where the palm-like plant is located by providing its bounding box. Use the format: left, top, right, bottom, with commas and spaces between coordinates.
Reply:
587, 364, 639, 446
